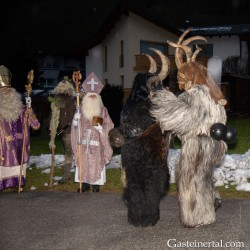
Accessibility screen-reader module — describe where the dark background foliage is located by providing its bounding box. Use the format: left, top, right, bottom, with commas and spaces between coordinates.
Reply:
101, 83, 124, 127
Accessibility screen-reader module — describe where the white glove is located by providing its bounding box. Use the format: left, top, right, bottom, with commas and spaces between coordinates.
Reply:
74, 112, 81, 120
73, 112, 81, 126
25, 97, 32, 108
94, 123, 103, 135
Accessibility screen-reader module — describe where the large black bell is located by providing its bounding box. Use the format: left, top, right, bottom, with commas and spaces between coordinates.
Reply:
224, 126, 237, 144
108, 128, 125, 148
210, 123, 227, 140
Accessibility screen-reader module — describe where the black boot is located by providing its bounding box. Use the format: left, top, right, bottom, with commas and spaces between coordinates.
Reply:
59, 175, 71, 184
214, 197, 222, 211
77, 183, 90, 193
92, 185, 99, 193
59, 164, 72, 184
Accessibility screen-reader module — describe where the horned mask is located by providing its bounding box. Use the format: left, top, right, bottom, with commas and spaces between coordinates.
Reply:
167, 28, 227, 106
144, 48, 170, 93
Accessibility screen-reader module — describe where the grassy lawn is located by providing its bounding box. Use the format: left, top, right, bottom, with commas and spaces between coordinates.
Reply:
9, 117, 250, 198
226, 117, 250, 154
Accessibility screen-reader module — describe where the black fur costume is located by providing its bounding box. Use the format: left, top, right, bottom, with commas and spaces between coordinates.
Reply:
109, 73, 170, 227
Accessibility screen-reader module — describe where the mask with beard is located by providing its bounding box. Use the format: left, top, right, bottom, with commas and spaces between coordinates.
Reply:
0, 87, 23, 122
81, 92, 104, 122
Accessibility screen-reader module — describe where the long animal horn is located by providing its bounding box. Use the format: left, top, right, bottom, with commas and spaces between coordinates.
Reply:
178, 28, 193, 43
144, 54, 157, 74
182, 36, 207, 46
168, 41, 183, 69
167, 41, 193, 62
192, 45, 202, 62
168, 31, 207, 66
174, 28, 192, 69
183, 36, 207, 62
151, 48, 169, 80
146, 48, 170, 91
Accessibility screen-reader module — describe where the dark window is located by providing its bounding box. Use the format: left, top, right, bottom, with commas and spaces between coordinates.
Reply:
194, 44, 213, 57
104, 46, 108, 72
120, 75, 124, 88
140, 41, 168, 55
119, 40, 124, 68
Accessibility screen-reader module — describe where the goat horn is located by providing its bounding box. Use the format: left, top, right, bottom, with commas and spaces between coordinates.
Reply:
191, 45, 202, 62
167, 40, 183, 69
168, 33, 206, 66
146, 48, 169, 91
167, 41, 193, 63
144, 54, 157, 74
178, 28, 192, 45
150, 48, 169, 80
183, 36, 207, 46
174, 28, 192, 69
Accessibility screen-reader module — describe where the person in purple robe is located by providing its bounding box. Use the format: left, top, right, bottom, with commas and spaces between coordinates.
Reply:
0, 65, 40, 192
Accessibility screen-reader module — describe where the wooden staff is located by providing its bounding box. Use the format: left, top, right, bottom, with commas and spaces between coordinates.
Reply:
72, 71, 83, 193
18, 70, 34, 193
49, 147, 55, 189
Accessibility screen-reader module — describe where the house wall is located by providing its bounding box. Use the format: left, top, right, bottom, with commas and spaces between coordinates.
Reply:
85, 12, 243, 91
125, 12, 178, 88
86, 12, 178, 89
86, 44, 103, 81
208, 36, 240, 60
102, 14, 128, 86
189, 35, 241, 61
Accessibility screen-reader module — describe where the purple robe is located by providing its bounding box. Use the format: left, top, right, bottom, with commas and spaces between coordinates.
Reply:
0, 106, 40, 191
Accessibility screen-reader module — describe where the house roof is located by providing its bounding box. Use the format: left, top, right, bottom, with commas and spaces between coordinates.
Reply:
73, 1, 250, 54
182, 24, 250, 37
73, 1, 180, 54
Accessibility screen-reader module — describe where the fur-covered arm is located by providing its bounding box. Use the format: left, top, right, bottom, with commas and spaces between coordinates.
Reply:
150, 89, 192, 136
150, 86, 226, 139
48, 101, 60, 150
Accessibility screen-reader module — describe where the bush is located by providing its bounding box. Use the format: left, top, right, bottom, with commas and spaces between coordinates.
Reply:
222, 56, 248, 76
101, 83, 124, 127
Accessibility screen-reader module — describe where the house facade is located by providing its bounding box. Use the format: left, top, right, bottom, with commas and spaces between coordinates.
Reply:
85, 11, 248, 95
35, 8, 249, 109
86, 11, 178, 92
36, 54, 85, 90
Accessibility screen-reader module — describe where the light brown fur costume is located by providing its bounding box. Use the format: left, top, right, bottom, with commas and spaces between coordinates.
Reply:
151, 29, 227, 227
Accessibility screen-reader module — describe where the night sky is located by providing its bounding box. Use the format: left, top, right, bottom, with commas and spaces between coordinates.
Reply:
1, 0, 249, 92
1, 0, 249, 56
0, 0, 120, 90
1, 0, 120, 55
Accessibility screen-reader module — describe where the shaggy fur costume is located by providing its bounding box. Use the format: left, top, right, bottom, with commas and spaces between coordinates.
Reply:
151, 85, 227, 227
150, 29, 228, 227
49, 80, 75, 182
109, 73, 170, 227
